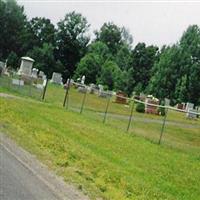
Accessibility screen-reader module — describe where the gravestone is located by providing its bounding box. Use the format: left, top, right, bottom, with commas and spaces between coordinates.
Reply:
81, 75, 85, 84
177, 103, 185, 110
31, 68, 38, 78
38, 70, 46, 79
186, 102, 194, 112
88, 84, 96, 94
78, 86, 87, 93
0, 61, 5, 75
12, 79, 24, 86
51, 72, 62, 84
145, 95, 159, 115
115, 91, 127, 104
18, 57, 34, 76
139, 93, 146, 101
186, 102, 196, 118
63, 78, 72, 89
164, 98, 170, 106
36, 79, 47, 90
98, 91, 109, 98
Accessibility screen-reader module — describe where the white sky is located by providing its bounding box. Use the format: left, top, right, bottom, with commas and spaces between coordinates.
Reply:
17, 0, 200, 47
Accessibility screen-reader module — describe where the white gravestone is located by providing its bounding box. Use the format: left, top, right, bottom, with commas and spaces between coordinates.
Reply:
31, 68, 38, 78
18, 57, 34, 76
81, 75, 85, 85
12, 79, 24, 86
51, 72, 62, 84
186, 102, 195, 118
0, 61, 5, 74
38, 71, 46, 80
0, 61, 5, 68
164, 98, 170, 106
39, 71, 44, 77
36, 79, 47, 90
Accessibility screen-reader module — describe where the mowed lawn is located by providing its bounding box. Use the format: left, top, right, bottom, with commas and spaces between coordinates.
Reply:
0, 96, 200, 200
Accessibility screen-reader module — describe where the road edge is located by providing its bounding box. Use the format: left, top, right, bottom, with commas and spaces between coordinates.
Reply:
0, 132, 89, 200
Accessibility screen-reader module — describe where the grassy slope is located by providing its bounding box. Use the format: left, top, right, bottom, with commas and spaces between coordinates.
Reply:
0, 96, 200, 200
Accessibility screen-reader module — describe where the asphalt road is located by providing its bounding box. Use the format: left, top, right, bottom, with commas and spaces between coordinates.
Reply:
0, 144, 59, 200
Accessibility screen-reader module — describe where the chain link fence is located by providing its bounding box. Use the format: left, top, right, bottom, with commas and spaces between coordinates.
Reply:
0, 73, 46, 100
1, 75, 199, 153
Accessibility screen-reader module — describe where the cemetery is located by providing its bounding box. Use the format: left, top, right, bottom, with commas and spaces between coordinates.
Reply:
0, 56, 47, 99
1, 86, 200, 200
1, 71, 200, 200
0, 1, 200, 199
50, 72, 62, 84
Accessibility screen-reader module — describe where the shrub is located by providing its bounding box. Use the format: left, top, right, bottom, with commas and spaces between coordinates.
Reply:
135, 103, 145, 113
158, 106, 166, 116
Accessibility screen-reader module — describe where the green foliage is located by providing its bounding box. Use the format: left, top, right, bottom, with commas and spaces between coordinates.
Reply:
0, 0, 26, 59
56, 11, 90, 81
115, 44, 132, 71
7, 51, 19, 69
22, 17, 56, 52
149, 25, 200, 106
131, 43, 159, 92
27, 43, 59, 78
0, 0, 200, 106
74, 53, 102, 84
135, 103, 145, 113
95, 22, 122, 55
88, 41, 112, 62
98, 60, 120, 90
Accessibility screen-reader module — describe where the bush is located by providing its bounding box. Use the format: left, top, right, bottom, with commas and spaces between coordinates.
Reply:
135, 103, 145, 113
158, 106, 166, 116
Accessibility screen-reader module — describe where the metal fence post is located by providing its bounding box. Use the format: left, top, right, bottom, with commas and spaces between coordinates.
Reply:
103, 97, 111, 123
158, 108, 168, 144
18, 75, 21, 91
7, 74, 10, 88
42, 79, 48, 100
126, 100, 134, 132
29, 77, 32, 97
63, 80, 71, 107
8, 73, 12, 89
80, 91, 87, 114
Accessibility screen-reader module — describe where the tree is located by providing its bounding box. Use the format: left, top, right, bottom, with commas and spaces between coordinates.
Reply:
180, 25, 200, 60
131, 43, 159, 93
148, 25, 200, 106
0, 0, 27, 59
121, 27, 133, 47
148, 45, 181, 103
27, 43, 59, 78
95, 22, 122, 55
98, 60, 120, 90
56, 11, 90, 81
21, 17, 56, 52
7, 51, 19, 69
74, 53, 102, 84
187, 63, 200, 105
88, 41, 112, 63
115, 44, 132, 71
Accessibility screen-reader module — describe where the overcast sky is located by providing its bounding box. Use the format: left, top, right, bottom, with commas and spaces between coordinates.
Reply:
17, 0, 200, 47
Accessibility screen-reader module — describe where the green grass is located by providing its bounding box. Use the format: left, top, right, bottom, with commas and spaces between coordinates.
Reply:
0, 75, 42, 99
1, 76, 200, 199
0, 96, 200, 200
45, 83, 200, 125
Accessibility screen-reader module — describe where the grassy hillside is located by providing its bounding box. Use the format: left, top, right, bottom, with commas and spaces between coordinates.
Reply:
0, 96, 200, 200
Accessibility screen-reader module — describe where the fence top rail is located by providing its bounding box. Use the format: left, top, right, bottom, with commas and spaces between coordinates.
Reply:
70, 81, 200, 116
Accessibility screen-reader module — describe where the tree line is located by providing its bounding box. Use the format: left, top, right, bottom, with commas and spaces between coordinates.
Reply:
0, 0, 200, 106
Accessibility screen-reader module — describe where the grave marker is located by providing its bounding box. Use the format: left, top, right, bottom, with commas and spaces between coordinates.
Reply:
50, 72, 62, 84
